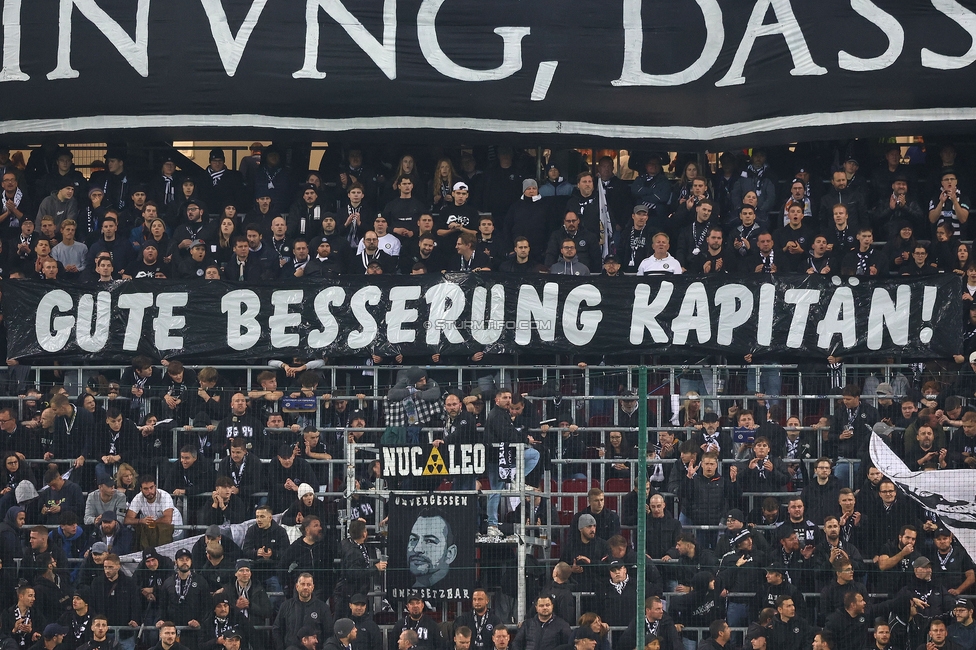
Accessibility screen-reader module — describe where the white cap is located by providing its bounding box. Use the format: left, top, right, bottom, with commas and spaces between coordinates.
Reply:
453, 181, 469, 192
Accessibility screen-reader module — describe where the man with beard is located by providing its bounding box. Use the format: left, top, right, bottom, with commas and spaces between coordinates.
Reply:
273, 573, 332, 650
217, 438, 265, 504
76, 614, 119, 650
813, 515, 864, 588
201, 149, 243, 211
157, 549, 210, 649
452, 590, 501, 650
349, 231, 395, 274
391, 596, 445, 650
280, 515, 332, 596
281, 238, 312, 279
121, 242, 168, 279
152, 622, 190, 650
90, 554, 140, 650
302, 238, 344, 277
619, 205, 652, 273
348, 594, 382, 650
399, 233, 442, 275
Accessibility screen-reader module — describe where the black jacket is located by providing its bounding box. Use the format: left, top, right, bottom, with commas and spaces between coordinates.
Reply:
242, 520, 289, 577
453, 609, 502, 650
350, 611, 383, 650
512, 616, 572, 650
272, 597, 333, 650
618, 613, 682, 650
158, 572, 212, 626
89, 573, 142, 627
824, 594, 909, 650
541, 580, 576, 625
216, 454, 265, 501
389, 614, 444, 650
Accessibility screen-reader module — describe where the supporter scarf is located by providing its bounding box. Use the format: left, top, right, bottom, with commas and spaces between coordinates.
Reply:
3, 187, 23, 210
498, 442, 516, 481
745, 164, 768, 197
162, 175, 175, 204
208, 167, 225, 187
597, 180, 613, 256
610, 575, 629, 595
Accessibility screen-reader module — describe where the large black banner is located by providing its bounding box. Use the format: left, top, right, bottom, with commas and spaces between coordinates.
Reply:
3, 274, 962, 361
388, 493, 476, 601
2, 1, 976, 142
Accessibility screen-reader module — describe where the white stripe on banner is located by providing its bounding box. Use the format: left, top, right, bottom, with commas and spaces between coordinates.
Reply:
3, 107, 976, 138
117, 514, 301, 576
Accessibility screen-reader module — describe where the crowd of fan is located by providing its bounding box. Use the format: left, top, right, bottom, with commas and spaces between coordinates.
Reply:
0, 355, 975, 650
1, 141, 975, 283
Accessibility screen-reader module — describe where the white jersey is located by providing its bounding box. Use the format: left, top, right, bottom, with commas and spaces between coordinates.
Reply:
637, 254, 683, 275
128, 488, 184, 526
357, 233, 401, 257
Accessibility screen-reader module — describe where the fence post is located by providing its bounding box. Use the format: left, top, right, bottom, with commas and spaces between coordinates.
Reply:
636, 365, 648, 650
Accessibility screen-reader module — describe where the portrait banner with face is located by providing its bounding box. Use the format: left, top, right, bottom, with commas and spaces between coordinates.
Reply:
388, 493, 476, 601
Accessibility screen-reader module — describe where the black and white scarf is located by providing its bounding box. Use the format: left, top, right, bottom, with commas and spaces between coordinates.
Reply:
208, 167, 226, 187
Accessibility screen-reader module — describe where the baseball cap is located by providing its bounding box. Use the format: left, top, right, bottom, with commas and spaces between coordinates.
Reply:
578, 514, 596, 530
101, 510, 117, 522
956, 598, 974, 610
935, 528, 953, 538
702, 412, 720, 423
190, 239, 206, 248
278, 444, 295, 459
452, 181, 469, 192
206, 525, 222, 538
876, 383, 894, 396
407, 594, 424, 603
603, 254, 620, 264
98, 476, 115, 487
225, 628, 243, 640
633, 204, 649, 214
349, 594, 368, 605
213, 593, 232, 606
913, 556, 932, 569
298, 626, 319, 640
175, 548, 192, 559
608, 559, 625, 569
91, 542, 108, 554
43, 624, 68, 638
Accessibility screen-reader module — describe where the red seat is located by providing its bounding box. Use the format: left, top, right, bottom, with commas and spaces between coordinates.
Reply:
558, 479, 594, 524
436, 480, 453, 491
604, 478, 632, 495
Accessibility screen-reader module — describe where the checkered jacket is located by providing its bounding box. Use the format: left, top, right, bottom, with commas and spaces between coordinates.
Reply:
384, 392, 444, 427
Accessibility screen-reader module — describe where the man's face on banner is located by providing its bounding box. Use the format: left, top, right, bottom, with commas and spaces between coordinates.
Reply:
408, 514, 457, 587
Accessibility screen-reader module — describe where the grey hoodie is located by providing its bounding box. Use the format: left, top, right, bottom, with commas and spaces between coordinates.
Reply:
549, 258, 590, 275
37, 190, 78, 226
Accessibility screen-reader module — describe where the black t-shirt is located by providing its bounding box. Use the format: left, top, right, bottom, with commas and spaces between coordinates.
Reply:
931, 544, 976, 590
124, 259, 171, 279
435, 203, 479, 245
381, 197, 426, 232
